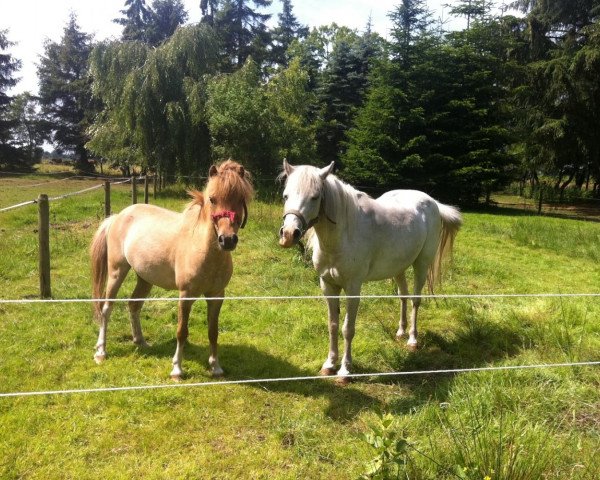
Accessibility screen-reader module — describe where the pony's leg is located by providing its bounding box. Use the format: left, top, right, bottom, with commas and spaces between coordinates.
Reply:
394, 272, 409, 340
207, 295, 224, 377
407, 262, 429, 350
338, 283, 361, 380
171, 296, 194, 380
95, 264, 130, 363
128, 275, 152, 347
320, 278, 341, 376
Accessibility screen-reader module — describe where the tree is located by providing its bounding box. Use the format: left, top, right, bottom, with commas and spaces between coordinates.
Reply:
213, 0, 273, 71
38, 14, 96, 172
8, 92, 48, 166
315, 22, 384, 166
147, 0, 188, 45
88, 24, 220, 178
206, 59, 276, 175
0, 29, 22, 168
266, 57, 316, 164
510, 0, 600, 197
342, 0, 516, 203
114, 0, 153, 42
271, 0, 309, 68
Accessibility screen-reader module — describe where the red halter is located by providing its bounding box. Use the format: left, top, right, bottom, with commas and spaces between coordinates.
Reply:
211, 210, 238, 224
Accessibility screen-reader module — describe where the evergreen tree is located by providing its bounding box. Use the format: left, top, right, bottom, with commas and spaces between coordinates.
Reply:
343, 0, 516, 203
38, 14, 95, 172
213, 0, 273, 71
114, 0, 153, 42
0, 29, 22, 168
147, 0, 188, 46
511, 0, 600, 196
271, 0, 309, 68
314, 24, 383, 166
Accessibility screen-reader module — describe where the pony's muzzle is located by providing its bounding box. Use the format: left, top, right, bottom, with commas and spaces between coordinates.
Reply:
218, 234, 238, 251
279, 225, 301, 248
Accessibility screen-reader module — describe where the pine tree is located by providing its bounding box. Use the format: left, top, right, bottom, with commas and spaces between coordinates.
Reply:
271, 0, 308, 68
114, 0, 153, 42
147, 0, 188, 45
343, 0, 516, 203
213, 0, 273, 71
315, 25, 382, 166
0, 29, 22, 168
38, 14, 96, 172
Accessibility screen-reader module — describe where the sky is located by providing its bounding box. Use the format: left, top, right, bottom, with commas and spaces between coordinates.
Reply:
2, 0, 515, 95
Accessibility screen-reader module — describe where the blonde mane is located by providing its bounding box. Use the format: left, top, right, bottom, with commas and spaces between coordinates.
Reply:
186, 160, 254, 212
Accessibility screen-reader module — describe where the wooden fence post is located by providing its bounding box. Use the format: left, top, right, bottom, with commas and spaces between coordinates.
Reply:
131, 176, 137, 204
144, 174, 149, 204
104, 180, 111, 218
37, 194, 51, 299
152, 174, 157, 198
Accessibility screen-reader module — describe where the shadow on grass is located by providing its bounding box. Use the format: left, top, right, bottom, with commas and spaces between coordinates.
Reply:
373, 319, 525, 414
120, 339, 381, 422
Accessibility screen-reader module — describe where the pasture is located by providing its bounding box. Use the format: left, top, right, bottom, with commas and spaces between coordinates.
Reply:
0, 172, 599, 479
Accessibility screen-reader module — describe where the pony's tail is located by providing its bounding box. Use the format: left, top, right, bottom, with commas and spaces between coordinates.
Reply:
427, 203, 463, 293
90, 216, 114, 322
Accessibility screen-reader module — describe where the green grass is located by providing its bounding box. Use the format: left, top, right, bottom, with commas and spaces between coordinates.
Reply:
0, 179, 599, 479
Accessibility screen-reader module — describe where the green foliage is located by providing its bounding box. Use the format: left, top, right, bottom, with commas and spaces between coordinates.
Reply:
88, 24, 219, 178
0, 29, 24, 168
37, 14, 96, 172
361, 413, 410, 479
206, 59, 274, 174
343, 2, 517, 203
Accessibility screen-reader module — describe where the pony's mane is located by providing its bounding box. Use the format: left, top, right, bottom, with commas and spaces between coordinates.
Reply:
185, 160, 254, 211
206, 159, 254, 203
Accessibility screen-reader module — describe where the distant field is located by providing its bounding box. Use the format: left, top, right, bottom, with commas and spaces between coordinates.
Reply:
0, 172, 599, 479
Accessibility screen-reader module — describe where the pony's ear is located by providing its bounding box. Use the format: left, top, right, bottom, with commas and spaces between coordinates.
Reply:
319, 161, 335, 179
238, 165, 245, 178
209, 165, 218, 177
283, 158, 295, 176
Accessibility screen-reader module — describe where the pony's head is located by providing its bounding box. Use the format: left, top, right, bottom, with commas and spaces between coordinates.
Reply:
190, 160, 254, 251
279, 159, 335, 248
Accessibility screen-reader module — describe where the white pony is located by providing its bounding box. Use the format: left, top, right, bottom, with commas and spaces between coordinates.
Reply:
279, 160, 462, 381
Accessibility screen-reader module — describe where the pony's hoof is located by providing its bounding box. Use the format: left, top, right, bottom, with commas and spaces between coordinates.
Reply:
395, 334, 405, 343
335, 376, 352, 386
94, 353, 105, 364
406, 343, 418, 352
211, 368, 224, 378
135, 340, 150, 349
170, 374, 182, 382
319, 367, 337, 376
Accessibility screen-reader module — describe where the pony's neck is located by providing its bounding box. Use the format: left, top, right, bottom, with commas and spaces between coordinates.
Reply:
312, 176, 352, 252
182, 202, 219, 249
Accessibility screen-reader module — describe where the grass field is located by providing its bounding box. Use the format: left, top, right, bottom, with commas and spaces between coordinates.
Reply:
0, 171, 599, 479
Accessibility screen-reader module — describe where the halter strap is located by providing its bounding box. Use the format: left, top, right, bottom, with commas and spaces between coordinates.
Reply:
211, 200, 248, 229
282, 209, 319, 234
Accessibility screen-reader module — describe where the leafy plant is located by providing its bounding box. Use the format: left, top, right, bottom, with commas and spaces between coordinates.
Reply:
361, 413, 411, 480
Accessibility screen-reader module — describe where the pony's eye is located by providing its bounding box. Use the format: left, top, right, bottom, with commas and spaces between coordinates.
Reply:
311, 195, 319, 201
283, 194, 288, 201
209, 196, 216, 205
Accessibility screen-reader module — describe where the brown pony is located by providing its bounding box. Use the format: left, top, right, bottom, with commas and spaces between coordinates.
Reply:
90, 160, 253, 380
